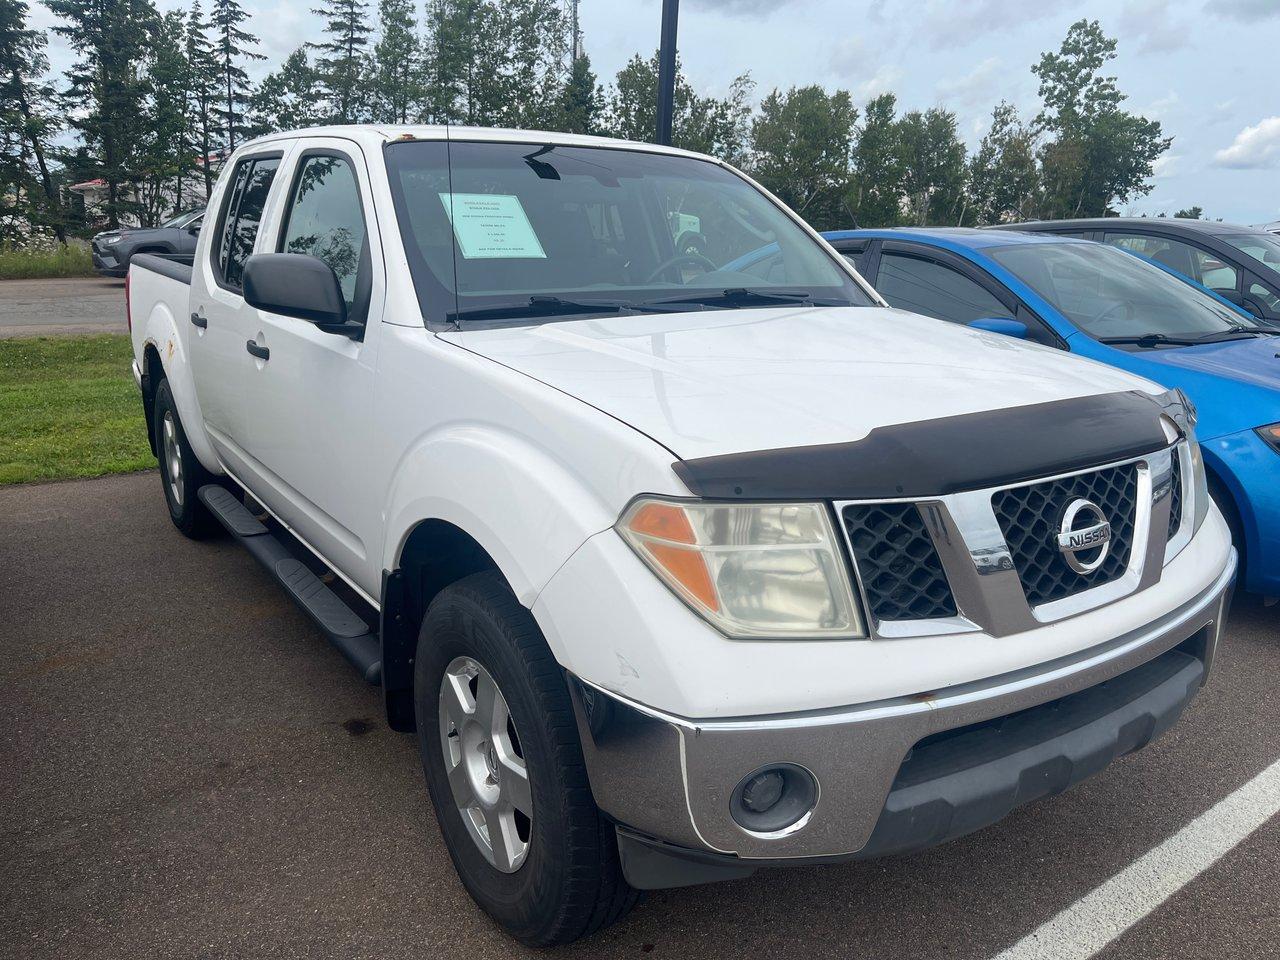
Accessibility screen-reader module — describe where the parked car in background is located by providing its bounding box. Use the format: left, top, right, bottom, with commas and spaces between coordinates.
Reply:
126, 126, 1235, 945
1003, 218, 1280, 326
92, 208, 204, 278
814, 227, 1278, 598
1255, 220, 1280, 236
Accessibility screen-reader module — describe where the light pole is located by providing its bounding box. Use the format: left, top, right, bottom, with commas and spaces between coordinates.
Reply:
656, 0, 679, 145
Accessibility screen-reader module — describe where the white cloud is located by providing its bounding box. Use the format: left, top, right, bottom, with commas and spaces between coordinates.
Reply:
1146, 92, 1179, 119
686, 0, 784, 15
936, 57, 1003, 111
898, 0, 1057, 50
1152, 153, 1182, 178
853, 65, 905, 103
1116, 0, 1191, 53
1204, 0, 1280, 21
1214, 117, 1280, 169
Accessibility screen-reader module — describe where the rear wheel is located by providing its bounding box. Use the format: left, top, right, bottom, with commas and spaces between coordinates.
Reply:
414, 571, 637, 946
153, 377, 218, 539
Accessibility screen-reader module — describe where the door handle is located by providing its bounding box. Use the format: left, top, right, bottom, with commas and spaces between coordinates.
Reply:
190, 312, 207, 328
245, 340, 270, 361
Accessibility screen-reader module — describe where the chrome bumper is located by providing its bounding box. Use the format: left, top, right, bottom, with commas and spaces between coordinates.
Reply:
572, 550, 1236, 867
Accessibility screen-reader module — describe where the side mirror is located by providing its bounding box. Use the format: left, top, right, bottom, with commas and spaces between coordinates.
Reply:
243, 253, 356, 336
968, 317, 1028, 339
187, 224, 201, 236
1215, 288, 1245, 305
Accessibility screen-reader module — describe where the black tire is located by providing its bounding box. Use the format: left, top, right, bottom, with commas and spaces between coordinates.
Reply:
414, 571, 638, 946
152, 377, 218, 539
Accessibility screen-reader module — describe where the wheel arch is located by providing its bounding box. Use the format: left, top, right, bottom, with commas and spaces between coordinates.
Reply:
381, 518, 512, 732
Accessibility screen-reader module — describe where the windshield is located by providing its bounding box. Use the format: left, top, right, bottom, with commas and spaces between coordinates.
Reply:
384, 140, 872, 327
987, 241, 1264, 345
160, 209, 200, 229
1222, 233, 1280, 272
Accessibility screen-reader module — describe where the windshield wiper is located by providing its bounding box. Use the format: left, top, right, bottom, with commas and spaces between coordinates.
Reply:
1097, 333, 1206, 347
1098, 330, 1263, 348
640, 288, 832, 309
451, 295, 692, 324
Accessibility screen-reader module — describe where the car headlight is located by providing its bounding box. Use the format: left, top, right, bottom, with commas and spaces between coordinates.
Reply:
105, 236, 123, 244
1258, 423, 1280, 455
617, 498, 865, 639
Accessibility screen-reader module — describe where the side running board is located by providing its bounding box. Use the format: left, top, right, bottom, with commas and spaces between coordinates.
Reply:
198, 485, 382, 685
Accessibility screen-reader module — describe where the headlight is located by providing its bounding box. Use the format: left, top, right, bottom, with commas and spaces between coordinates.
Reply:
1258, 423, 1280, 455
105, 236, 123, 244
617, 498, 864, 639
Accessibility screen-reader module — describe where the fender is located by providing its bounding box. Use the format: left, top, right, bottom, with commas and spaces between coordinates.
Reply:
382, 422, 622, 609
140, 298, 223, 475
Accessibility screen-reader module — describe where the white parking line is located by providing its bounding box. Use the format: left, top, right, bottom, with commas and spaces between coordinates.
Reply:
993, 757, 1280, 960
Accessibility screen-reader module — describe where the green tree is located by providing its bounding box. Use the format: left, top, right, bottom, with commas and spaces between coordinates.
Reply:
750, 85, 857, 229
370, 0, 419, 124
965, 101, 1038, 225
0, 0, 65, 241
848, 93, 904, 227
1032, 19, 1170, 218
210, 0, 262, 150
311, 0, 373, 123
423, 0, 568, 128
185, 0, 220, 198
895, 107, 966, 226
47, 0, 157, 228
248, 47, 321, 136
555, 53, 602, 135
606, 52, 752, 162
137, 9, 193, 223
1174, 205, 1204, 219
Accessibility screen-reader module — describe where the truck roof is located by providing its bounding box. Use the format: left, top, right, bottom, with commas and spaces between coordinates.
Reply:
236, 124, 718, 164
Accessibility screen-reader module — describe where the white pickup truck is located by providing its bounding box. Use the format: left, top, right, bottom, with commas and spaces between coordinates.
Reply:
128, 125, 1237, 946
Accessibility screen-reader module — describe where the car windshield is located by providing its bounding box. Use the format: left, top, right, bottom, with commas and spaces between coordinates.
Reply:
1221, 233, 1280, 272
159, 209, 200, 229
987, 241, 1266, 345
384, 140, 872, 327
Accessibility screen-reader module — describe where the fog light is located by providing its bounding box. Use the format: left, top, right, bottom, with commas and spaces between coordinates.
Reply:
730, 764, 817, 834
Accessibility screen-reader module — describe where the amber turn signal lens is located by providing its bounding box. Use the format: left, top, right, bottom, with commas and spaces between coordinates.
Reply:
1258, 423, 1280, 453
627, 501, 697, 544
644, 541, 720, 612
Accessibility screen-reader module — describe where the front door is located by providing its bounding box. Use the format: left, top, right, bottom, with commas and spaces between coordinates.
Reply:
234, 140, 386, 599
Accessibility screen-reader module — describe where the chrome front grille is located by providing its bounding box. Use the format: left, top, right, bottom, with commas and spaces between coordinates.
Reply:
836, 442, 1187, 639
842, 503, 957, 621
991, 463, 1139, 607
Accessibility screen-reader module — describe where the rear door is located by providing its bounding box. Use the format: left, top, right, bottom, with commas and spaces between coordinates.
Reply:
234, 139, 385, 596
188, 149, 284, 464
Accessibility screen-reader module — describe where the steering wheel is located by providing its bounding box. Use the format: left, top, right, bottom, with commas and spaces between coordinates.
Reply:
646, 252, 718, 284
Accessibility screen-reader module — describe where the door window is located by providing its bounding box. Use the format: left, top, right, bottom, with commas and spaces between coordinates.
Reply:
279, 153, 370, 322
875, 252, 1013, 324
1103, 232, 1239, 296
214, 155, 280, 290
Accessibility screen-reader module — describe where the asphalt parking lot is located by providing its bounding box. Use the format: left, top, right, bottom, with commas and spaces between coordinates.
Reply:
0, 277, 126, 338
2, 471, 1279, 960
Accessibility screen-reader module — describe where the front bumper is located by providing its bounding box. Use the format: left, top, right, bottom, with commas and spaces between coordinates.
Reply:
92, 246, 126, 277
1203, 429, 1280, 596
573, 550, 1235, 883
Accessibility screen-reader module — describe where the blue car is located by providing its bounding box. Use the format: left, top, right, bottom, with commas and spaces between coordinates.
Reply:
740, 228, 1280, 596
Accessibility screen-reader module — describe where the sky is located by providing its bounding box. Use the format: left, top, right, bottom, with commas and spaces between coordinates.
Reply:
28, 0, 1280, 225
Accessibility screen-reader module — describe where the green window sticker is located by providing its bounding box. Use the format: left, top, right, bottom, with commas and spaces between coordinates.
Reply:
438, 192, 547, 259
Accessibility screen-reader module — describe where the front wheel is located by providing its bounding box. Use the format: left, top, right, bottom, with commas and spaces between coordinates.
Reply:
414, 571, 637, 946
152, 377, 218, 539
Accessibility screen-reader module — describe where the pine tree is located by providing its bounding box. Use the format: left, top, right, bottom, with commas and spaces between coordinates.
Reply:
186, 0, 220, 198
209, 0, 262, 151
370, 0, 419, 124
138, 9, 194, 223
311, 0, 373, 123
249, 48, 321, 136
47, 0, 157, 228
0, 0, 65, 241
555, 53, 601, 135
